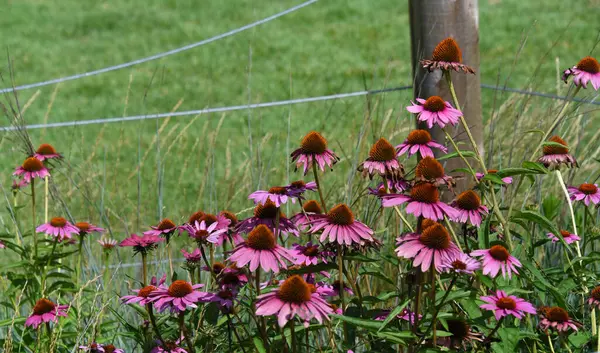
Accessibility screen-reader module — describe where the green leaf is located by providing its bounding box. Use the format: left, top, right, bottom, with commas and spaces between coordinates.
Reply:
521, 161, 548, 174
437, 150, 476, 161
253, 337, 267, 353
375, 330, 415, 344
331, 314, 382, 330
377, 299, 410, 332
286, 262, 337, 275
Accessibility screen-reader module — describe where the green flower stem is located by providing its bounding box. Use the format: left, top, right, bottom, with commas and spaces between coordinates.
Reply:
441, 128, 478, 180
418, 274, 457, 346
444, 218, 463, 252
44, 176, 49, 223
312, 163, 328, 213
147, 303, 165, 347
141, 252, 148, 286
485, 317, 504, 343
179, 312, 195, 353
31, 179, 38, 260
289, 319, 297, 353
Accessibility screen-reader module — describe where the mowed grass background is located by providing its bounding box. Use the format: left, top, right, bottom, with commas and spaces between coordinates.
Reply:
1, 0, 599, 240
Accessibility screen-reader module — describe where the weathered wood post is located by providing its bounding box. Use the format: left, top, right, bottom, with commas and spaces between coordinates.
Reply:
409, 0, 483, 191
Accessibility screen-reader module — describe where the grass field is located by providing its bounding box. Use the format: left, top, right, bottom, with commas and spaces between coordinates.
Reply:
1, 0, 599, 235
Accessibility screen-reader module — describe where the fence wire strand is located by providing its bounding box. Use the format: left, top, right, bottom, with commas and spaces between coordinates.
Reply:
0, 0, 318, 94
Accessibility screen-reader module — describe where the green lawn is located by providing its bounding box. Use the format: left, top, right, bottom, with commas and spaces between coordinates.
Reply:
1, 0, 599, 234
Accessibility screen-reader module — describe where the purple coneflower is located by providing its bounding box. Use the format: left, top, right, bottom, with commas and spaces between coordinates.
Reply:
450, 190, 488, 226
290, 131, 340, 175
547, 230, 580, 244
329, 280, 354, 297
438, 318, 483, 350
151, 343, 187, 353
358, 138, 404, 179
539, 306, 580, 332
420, 37, 475, 74
562, 56, 600, 90
208, 289, 236, 311
75, 222, 104, 237
395, 222, 460, 272
144, 218, 178, 239
235, 200, 298, 236
588, 286, 600, 309
407, 96, 461, 129
309, 204, 374, 246
286, 180, 317, 198
476, 169, 513, 184
218, 265, 249, 290
181, 248, 203, 266
14, 157, 50, 183
98, 238, 118, 251
440, 252, 480, 275
479, 290, 535, 320
568, 183, 600, 206
382, 183, 458, 221
249, 186, 296, 207
228, 225, 293, 273
25, 298, 68, 329
34, 143, 62, 161
290, 200, 323, 230
150, 280, 211, 313
119, 233, 164, 255
0, 241, 5, 249
255, 275, 333, 327
538, 136, 577, 169
36, 217, 80, 240
374, 308, 421, 324
396, 129, 447, 158
290, 242, 331, 266
121, 275, 166, 306
471, 245, 521, 279
186, 220, 227, 245
79, 343, 125, 353
414, 157, 454, 187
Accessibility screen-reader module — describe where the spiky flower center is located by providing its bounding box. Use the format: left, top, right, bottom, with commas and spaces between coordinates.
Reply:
36, 143, 58, 155
591, 286, 600, 300
546, 307, 569, 322
576, 56, 600, 74
220, 210, 238, 225
410, 183, 439, 203
188, 211, 205, 225
200, 214, 218, 227
488, 169, 498, 174
489, 245, 510, 262
327, 204, 355, 225
212, 262, 226, 274
369, 138, 396, 162
419, 223, 450, 250
416, 157, 445, 180
559, 230, 572, 238
50, 217, 67, 227
75, 222, 90, 232
167, 280, 193, 298
496, 297, 517, 310
303, 245, 319, 257
194, 230, 209, 240
421, 218, 436, 230
290, 180, 306, 189
543, 136, 569, 155
456, 190, 481, 211
247, 225, 276, 250
277, 275, 312, 303
104, 345, 116, 353
579, 183, 598, 195
446, 318, 469, 340
303, 200, 322, 214
158, 218, 176, 230
451, 260, 467, 270
423, 96, 446, 112
22, 157, 44, 172
138, 285, 158, 298
221, 273, 241, 285
406, 129, 432, 145
33, 298, 56, 315
300, 131, 328, 154
254, 200, 279, 219
218, 289, 234, 300
431, 37, 462, 63
268, 186, 287, 195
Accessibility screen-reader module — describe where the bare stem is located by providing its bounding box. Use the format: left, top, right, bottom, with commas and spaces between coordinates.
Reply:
141, 252, 148, 286
31, 179, 37, 259
179, 312, 195, 353
312, 163, 328, 213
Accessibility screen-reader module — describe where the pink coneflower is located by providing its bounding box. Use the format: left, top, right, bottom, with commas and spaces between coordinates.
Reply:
479, 290, 535, 320
218, 265, 249, 290
290, 242, 331, 266
471, 245, 521, 279
75, 222, 104, 237
588, 286, 600, 309
144, 218, 178, 239
14, 157, 50, 183
255, 275, 333, 327
185, 220, 227, 245
290, 131, 340, 175
290, 200, 323, 230
34, 143, 62, 161
151, 342, 187, 353
395, 222, 460, 272
187, 212, 231, 232
235, 200, 299, 236
547, 230, 581, 244
98, 238, 117, 251
374, 309, 421, 324
25, 298, 68, 329
568, 183, 600, 206
476, 170, 513, 184
286, 180, 317, 198
538, 136, 577, 169
181, 248, 203, 265
407, 96, 461, 129
36, 217, 80, 240
0, 241, 5, 249
228, 225, 294, 273
149, 280, 211, 313
329, 280, 354, 297
119, 233, 164, 254
562, 56, 600, 90
12, 178, 28, 190
396, 129, 448, 158
440, 252, 480, 275
121, 275, 166, 306
249, 186, 297, 207
309, 204, 374, 246
79, 343, 125, 353
438, 318, 483, 350
208, 289, 236, 311
414, 157, 454, 187
358, 138, 404, 179
420, 37, 475, 74
382, 183, 458, 221
539, 306, 580, 332
368, 179, 410, 197
450, 190, 488, 226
